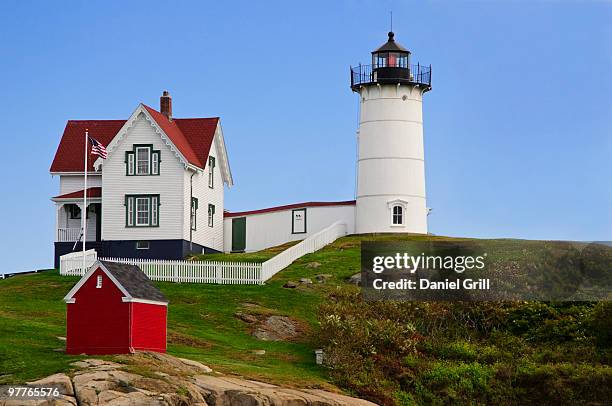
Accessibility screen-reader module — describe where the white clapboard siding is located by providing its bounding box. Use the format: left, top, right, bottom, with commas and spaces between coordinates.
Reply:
58, 221, 347, 284
102, 113, 185, 241
183, 133, 225, 252
59, 174, 102, 195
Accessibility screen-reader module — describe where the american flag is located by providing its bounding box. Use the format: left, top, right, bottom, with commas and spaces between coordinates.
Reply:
89, 136, 108, 159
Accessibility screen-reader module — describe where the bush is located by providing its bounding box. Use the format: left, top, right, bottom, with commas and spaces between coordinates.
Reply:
589, 301, 612, 349
317, 289, 610, 405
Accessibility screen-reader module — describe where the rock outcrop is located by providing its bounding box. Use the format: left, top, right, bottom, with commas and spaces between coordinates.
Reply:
252, 315, 300, 341
6, 352, 377, 406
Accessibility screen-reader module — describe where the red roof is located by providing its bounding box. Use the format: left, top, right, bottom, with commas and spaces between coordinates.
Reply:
53, 187, 102, 200
224, 200, 356, 218
50, 105, 219, 172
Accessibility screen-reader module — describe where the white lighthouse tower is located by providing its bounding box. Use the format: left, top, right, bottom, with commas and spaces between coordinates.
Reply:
351, 32, 432, 234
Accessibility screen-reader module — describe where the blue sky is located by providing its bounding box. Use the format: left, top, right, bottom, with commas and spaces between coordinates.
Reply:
0, 0, 610, 272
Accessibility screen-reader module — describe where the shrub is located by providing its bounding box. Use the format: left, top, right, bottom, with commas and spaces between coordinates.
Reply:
589, 301, 612, 349
317, 288, 610, 405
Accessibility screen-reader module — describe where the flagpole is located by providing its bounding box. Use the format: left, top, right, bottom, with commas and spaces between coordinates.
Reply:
82, 129, 88, 273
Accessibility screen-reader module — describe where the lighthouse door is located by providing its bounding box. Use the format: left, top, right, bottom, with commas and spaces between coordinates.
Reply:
231, 217, 246, 252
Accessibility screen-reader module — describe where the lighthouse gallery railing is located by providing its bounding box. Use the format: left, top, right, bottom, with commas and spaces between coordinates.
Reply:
350, 63, 432, 89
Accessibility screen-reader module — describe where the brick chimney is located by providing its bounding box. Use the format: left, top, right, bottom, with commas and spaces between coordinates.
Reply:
160, 90, 172, 120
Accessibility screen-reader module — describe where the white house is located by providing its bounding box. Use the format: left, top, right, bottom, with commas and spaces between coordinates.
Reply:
51, 32, 432, 264
51, 92, 232, 266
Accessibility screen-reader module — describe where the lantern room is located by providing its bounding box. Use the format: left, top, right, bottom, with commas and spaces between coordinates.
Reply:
350, 31, 432, 92
372, 31, 410, 68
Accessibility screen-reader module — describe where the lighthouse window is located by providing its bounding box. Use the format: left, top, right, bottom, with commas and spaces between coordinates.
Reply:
388, 53, 397, 67
375, 53, 388, 67
392, 205, 404, 225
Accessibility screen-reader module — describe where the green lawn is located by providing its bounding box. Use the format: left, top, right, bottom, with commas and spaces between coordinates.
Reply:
0, 234, 425, 385
0, 233, 607, 395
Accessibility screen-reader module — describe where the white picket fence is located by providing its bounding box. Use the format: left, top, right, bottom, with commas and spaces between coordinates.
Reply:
58, 221, 347, 284
100, 257, 262, 284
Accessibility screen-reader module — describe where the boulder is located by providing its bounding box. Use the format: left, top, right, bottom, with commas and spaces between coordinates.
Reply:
177, 357, 213, 373
348, 272, 362, 286
315, 274, 333, 283
235, 311, 258, 324
252, 315, 298, 341
282, 281, 297, 288
193, 375, 378, 406
299, 278, 313, 285
27, 373, 74, 397
25, 352, 377, 406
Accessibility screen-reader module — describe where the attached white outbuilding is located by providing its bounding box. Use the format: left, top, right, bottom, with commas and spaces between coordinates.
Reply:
223, 201, 356, 253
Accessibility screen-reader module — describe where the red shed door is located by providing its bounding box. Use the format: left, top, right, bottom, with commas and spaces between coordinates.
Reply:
130, 302, 167, 353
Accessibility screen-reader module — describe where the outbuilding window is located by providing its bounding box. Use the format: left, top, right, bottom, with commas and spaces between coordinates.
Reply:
96, 275, 102, 288
392, 205, 403, 225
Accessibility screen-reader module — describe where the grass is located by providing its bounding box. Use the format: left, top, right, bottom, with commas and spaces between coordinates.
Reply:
0, 233, 608, 400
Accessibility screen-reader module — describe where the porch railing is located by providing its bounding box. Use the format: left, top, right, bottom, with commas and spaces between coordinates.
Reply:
59, 249, 98, 276
57, 228, 82, 242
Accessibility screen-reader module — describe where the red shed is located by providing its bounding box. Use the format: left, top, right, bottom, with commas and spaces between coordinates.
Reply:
64, 260, 168, 355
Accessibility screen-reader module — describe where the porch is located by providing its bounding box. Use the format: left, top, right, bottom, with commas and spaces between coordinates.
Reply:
52, 187, 102, 242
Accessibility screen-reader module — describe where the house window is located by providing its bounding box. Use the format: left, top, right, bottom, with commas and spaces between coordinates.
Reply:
208, 156, 216, 188
68, 204, 82, 219
136, 197, 150, 225
136, 147, 149, 174
96, 275, 102, 288
208, 204, 215, 227
125, 195, 160, 227
126, 145, 160, 176
136, 241, 150, 250
392, 205, 404, 225
68, 204, 89, 219
191, 198, 198, 230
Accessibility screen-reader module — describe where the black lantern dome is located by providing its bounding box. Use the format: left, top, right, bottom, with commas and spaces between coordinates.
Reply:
372, 31, 410, 67
350, 32, 431, 92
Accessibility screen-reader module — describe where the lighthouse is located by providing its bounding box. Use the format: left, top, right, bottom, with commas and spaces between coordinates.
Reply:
351, 32, 432, 234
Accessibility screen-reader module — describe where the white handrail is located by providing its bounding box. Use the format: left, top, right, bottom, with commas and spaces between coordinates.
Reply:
261, 221, 347, 281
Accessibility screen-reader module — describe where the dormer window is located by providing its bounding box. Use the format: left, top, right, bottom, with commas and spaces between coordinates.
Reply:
126, 145, 160, 176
